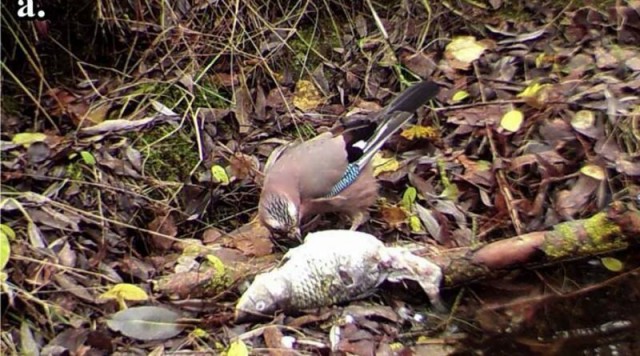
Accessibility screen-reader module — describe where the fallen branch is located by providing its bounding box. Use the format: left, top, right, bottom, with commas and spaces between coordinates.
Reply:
425, 201, 640, 287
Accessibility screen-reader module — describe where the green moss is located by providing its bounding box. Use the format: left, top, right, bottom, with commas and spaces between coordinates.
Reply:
288, 18, 342, 75
65, 161, 85, 181
131, 125, 200, 182
543, 223, 578, 259
584, 213, 619, 240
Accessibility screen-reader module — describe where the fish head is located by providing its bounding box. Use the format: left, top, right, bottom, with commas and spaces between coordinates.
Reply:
235, 273, 289, 323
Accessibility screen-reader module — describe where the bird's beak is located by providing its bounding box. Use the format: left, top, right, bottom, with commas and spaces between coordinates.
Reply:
288, 227, 302, 242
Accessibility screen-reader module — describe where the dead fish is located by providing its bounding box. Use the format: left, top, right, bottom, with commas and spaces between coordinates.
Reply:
234, 230, 444, 323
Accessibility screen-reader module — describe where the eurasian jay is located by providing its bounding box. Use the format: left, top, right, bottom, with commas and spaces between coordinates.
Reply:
259, 80, 440, 239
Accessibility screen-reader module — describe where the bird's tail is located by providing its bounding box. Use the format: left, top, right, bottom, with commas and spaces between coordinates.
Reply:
355, 80, 440, 169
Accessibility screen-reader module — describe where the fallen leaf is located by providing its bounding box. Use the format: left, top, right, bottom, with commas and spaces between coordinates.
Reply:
401, 187, 417, 210
500, 109, 524, 132
444, 36, 488, 70
580, 164, 605, 181
601, 257, 624, 272
106, 306, 183, 341
380, 204, 408, 229
226, 339, 250, 356
233, 78, 253, 134
371, 152, 400, 177
408, 215, 422, 232
99, 283, 149, 303
12, 132, 48, 147
400, 125, 438, 141
228, 153, 259, 181
517, 83, 548, 98
80, 151, 96, 166
0, 230, 9, 271
570, 110, 603, 139
148, 213, 177, 251
451, 90, 470, 103
293, 80, 324, 111
211, 165, 230, 185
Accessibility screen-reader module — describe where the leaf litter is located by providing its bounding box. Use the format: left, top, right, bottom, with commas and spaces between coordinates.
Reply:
2, 0, 640, 355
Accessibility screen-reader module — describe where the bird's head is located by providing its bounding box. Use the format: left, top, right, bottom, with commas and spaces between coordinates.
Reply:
258, 192, 301, 240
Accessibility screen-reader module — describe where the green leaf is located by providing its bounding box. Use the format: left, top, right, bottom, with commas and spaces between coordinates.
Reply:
451, 90, 470, 103
211, 165, 230, 185
601, 257, 623, 272
80, 151, 96, 166
0, 224, 16, 240
0, 230, 10, 271
402, 187, 417, 211
408, 215, 422, 232
12, 132, 47, 147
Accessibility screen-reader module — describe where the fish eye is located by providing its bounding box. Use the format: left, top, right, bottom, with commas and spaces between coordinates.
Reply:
255, 300, 266, 311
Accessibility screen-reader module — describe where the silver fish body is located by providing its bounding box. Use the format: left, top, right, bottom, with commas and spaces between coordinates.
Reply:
235, 230, 444, 322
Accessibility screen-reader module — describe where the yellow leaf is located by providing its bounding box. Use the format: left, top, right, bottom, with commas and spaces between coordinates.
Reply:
580, 164, 605, 181
0, 230, 10, 271
517, 82, 548, 98
445, 36, 487, 67
292, 80, 324, 111
400, 125, 438, 141
99, 283, 149, 302
500, 110, 524, 132
371, 152, 400, 177
190, 328, 209, 338
408, 215, 422, 232
226, 339, 249, 356
12, 132, 47, 147
451, 90, 470, 103
571, 110, 595, 130
211, 165, 230, 185
601, 257, 623, 272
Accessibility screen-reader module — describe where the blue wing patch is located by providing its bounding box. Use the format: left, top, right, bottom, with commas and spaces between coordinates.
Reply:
326, 164, 361, 197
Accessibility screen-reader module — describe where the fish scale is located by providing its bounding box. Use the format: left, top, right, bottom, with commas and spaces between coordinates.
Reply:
278, 237, 384, 309
235, 230, 445, 322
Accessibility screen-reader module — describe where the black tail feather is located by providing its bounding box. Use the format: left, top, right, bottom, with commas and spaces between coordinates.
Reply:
357, 81, 439, 166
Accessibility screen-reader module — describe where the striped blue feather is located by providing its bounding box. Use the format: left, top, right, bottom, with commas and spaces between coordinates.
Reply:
326, 164, 361, 197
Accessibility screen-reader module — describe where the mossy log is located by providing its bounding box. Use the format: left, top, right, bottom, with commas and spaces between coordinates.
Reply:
427, 201, 640, 287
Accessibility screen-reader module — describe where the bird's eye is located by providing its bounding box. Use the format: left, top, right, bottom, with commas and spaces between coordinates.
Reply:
255, 300, 266, 311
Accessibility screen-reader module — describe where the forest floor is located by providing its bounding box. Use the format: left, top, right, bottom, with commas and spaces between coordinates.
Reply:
1, 0, 640, 354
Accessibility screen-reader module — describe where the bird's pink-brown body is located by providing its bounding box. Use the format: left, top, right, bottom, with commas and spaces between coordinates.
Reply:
258, 81, 440, 238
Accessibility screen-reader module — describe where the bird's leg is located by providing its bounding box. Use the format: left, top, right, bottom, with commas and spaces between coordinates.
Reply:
348, 211, 369, 230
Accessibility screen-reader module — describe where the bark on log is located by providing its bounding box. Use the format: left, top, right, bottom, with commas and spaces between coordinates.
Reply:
424, 201, 640, 287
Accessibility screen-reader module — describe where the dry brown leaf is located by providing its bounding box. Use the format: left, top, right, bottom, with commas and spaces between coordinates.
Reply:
226, 220, 273, 257
148, 213, 177, 251
379, 204, 408, 230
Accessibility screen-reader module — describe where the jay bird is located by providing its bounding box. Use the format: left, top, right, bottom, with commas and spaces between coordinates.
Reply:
258, 80, 440, 239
